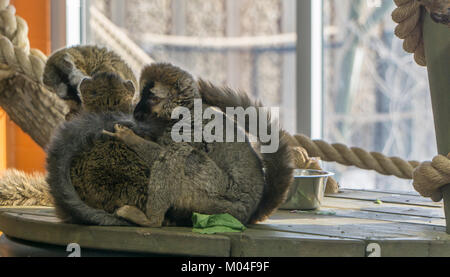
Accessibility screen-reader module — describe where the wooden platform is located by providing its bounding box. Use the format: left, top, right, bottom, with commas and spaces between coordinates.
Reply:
0, 189, 449, 257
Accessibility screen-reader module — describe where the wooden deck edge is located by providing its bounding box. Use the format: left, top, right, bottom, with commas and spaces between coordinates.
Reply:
0, 211, 231, 257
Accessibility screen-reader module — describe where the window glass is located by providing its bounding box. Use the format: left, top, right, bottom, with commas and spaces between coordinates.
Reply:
323, 0, 436, 192
87, 0, 297, 133
84, 0, 436, 193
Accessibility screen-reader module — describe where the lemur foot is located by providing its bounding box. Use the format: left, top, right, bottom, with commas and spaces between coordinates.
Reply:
115, 205, 156, 227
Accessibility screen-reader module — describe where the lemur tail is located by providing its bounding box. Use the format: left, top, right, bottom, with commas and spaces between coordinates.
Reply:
46, 113, 134, 226
0, 169, 53, 207
198, 80, 295, 224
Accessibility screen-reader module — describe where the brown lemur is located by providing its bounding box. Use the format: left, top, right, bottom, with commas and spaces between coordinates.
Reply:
42, 45, 138, 120
46, 64, 165, 226
104, 63, 295, 226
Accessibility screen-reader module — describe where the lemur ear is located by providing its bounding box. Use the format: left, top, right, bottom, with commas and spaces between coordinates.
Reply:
124, 80, 135, 94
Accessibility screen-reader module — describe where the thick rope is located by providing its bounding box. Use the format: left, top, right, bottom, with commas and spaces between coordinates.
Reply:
294, 134, 450, 201
294, 134, 420, 179
0, 0, 448, 201
393, 0, 450, 66
413, 153, 450, 201
0, 0, 46, 83
392, 0, 427, 66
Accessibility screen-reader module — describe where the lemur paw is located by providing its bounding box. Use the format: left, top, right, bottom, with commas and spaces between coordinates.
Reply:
102, 124, 136, 141
115, 205, 155, 227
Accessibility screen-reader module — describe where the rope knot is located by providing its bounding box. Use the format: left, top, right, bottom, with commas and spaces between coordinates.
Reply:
0, 0, 46, 83
413, 153, 450, 202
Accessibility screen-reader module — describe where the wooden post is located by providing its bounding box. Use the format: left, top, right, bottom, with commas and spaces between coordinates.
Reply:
422, 13, 450, 234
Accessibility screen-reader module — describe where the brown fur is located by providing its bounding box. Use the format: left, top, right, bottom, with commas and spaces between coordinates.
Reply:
43, 45, 137, 120
79, 72, 135, 114
0, 169, 53, 206
67, 73, 155, 218
70, 139, 150, 214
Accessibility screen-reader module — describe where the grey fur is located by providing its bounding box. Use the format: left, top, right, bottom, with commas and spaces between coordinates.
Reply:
198, 79, 295, 223
127, 63, 294, 225
45, 112, 164, 225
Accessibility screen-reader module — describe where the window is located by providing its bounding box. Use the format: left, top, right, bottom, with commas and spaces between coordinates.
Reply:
67, 0, 436, 193
322, 0, 436, 192
86, 0, 297, 134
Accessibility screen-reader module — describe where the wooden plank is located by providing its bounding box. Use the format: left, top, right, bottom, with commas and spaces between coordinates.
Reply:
328, 189, 442, 208
254, 211, 450, 241
366, 239, 450, 257
323, 197, 445, 219
0, 211, 231, 257
295, 207, 446, 227
0, 207, 56, 218
225, 228, 365, 257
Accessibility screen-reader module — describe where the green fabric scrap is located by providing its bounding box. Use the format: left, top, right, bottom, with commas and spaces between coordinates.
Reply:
192, 213, 246, 234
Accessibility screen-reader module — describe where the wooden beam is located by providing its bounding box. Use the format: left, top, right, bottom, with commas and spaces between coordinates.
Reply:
423, 12, 450, 234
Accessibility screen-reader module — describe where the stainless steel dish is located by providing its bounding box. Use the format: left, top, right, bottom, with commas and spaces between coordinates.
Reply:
279, 169, 335, 210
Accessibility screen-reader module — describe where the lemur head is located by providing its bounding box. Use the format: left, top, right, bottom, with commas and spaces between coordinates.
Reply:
134, 63, 200, 122
79, 72, 136, 114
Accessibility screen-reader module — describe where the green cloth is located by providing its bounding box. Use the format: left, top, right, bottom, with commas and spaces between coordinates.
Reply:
192, 213, 246, 234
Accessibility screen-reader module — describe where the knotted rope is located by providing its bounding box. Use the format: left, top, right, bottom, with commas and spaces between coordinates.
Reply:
0, 0, 448, 201
392, 0, 427, 66
294, 134, 450, 201
0, 0, 46, 82
393, 0, 450, 66
413, 153, 450, 201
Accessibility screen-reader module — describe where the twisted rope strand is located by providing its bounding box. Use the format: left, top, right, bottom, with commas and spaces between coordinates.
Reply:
0, 0, 46, 83
294, 134, 420, 179
392, 0, 427, 65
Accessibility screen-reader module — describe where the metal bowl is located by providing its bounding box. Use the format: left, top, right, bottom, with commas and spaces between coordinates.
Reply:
279, 169, 335, 210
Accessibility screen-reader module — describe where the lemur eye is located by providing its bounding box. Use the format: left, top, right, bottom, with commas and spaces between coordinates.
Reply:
149, 97, 161, 105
